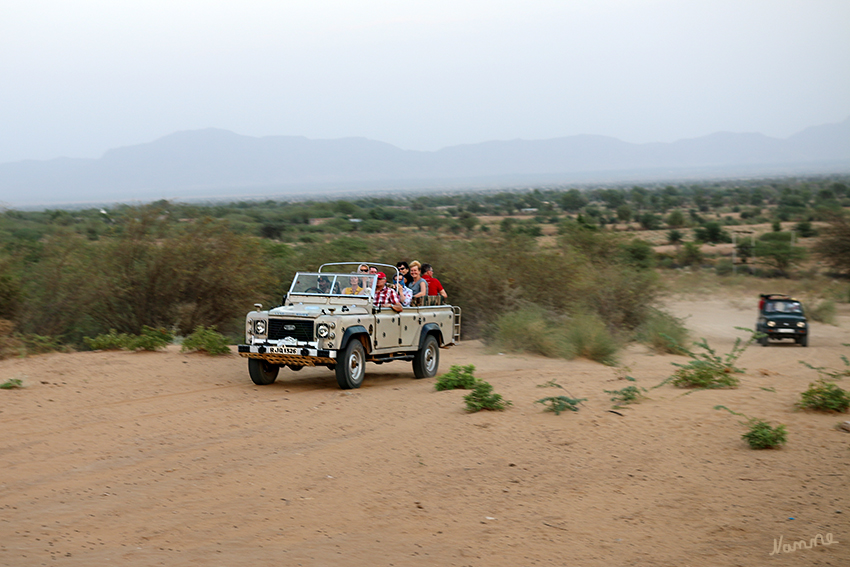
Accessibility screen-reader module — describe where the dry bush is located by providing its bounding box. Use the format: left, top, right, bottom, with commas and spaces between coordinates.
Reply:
0, 319, 23, 360
18, 207, 274, 343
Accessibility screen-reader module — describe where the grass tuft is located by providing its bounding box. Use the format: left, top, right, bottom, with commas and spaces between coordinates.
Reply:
809, 300, 836, 325
488, 306, 619, 365
634, 308, 689, 355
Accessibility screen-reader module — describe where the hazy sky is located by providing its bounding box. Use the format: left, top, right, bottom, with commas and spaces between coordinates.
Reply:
2, 0, 849, 164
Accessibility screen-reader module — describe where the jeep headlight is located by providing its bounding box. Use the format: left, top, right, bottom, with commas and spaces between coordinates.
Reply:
797, 321, 806, 328
254, 319, 267, 334
317, 323, 330, 338
767, 321, 776, 327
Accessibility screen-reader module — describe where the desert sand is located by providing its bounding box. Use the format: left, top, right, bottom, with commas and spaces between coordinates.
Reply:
1, 294, 848, 566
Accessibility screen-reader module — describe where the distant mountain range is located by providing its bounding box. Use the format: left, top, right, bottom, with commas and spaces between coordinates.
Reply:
2, 117, 849, 207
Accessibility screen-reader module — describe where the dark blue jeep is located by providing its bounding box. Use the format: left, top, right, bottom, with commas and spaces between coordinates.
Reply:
756, 294, 808, 347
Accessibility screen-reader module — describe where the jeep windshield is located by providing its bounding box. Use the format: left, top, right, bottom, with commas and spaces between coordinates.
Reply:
763, 300, 803, 315
288, 272, 376, 297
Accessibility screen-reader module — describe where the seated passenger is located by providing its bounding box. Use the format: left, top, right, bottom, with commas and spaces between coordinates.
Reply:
393, 272, 413, 306
422, 263, 448, 305
396, 261, 412, 285
374, 272, 403, 313
408, 262, 428, 306
342, 275, 366, 295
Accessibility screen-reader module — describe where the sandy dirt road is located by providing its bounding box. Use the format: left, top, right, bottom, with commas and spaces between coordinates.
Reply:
1, 295, 848, 566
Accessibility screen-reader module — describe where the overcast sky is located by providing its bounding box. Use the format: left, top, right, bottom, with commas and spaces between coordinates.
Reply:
1, 0, 849, 164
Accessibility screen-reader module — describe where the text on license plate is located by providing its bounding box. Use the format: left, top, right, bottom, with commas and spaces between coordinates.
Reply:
778, 329, 795, 333
269, 346, 298, 354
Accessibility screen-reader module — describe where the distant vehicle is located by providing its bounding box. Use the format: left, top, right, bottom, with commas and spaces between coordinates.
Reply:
238, 262, 461, 389
756, 294, 808, 347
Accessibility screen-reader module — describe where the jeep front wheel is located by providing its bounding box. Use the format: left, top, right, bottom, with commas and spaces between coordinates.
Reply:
249, 358, 279, 385
413, 335, 439, 379
336, 339, 365, 389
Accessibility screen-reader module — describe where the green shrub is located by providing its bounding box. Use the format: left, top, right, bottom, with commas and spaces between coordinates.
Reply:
17, 333, 70, 355
463, 381, 511, 412
741, 419, 787, 449
670, 330, 756, 389
634, 308, 689, 354
131, 326, 173, 351
181, 326, 231, 355
604, 385, 645, 405
0, 377, 23, 389
536, 395, 586, 414
678, 242, 703, 266
84, 326, 172, 352
797, 380, 850, 412
714, 259, 734, 276
809, 300, 836, 324
435, 364, 477, 391
535, 379, 586, 414
672, 362, 740, 389
488, 307, 619, 365
84, 329, 133, 351
488, 306, 569, 358
564, 312, 619, 366
714, 406, 787, 449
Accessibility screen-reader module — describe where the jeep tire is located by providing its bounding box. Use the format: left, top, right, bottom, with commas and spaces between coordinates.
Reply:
336, 339, 366, 389
249, 358, 280, 385
413, 334, 439, 379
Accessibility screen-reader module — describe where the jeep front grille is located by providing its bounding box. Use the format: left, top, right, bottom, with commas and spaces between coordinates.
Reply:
268, 319, 314, 342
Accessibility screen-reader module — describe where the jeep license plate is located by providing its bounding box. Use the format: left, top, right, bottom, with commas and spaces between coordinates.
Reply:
269, 346, 298, 354
778, 329, 794, 333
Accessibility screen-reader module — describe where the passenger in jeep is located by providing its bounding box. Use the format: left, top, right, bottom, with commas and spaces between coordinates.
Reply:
374, 272, 403, 313
343, 275, 366, 295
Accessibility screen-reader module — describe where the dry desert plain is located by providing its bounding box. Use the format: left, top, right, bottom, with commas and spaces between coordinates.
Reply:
1, 294, 848, 566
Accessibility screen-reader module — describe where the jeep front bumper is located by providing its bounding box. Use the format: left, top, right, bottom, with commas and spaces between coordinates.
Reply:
238, 344, 337, 366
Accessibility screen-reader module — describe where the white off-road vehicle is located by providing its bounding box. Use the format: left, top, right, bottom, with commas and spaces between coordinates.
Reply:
238, 263, 461, 389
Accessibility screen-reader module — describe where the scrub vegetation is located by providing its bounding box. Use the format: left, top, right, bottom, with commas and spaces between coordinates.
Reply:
714, 405, 788, 450
0, 174, 848, 359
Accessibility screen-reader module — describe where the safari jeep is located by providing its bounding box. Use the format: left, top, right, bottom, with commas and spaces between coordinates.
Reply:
238, 263, 461, 389
756, 293, 809, 347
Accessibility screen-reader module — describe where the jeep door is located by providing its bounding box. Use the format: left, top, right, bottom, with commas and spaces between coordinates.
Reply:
373, 309, 402, 350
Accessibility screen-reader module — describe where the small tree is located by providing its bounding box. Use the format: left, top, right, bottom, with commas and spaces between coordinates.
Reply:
755, 233, 806, 275
666, 210, 686, 229
678, 242, 703, 266
813, 212, 850, 275
667, 229, 683, 246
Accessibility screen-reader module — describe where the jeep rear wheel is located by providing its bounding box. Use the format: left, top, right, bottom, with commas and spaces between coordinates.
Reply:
249, 358, 279, 385
413, 335, 439, 379
336, 339, 365, 389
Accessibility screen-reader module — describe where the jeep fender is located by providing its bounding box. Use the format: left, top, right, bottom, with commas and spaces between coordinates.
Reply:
340, 325, 371, 353
419, 323, 443, 349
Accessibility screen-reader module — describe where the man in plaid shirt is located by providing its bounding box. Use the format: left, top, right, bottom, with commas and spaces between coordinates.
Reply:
374, 272, 403, 313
